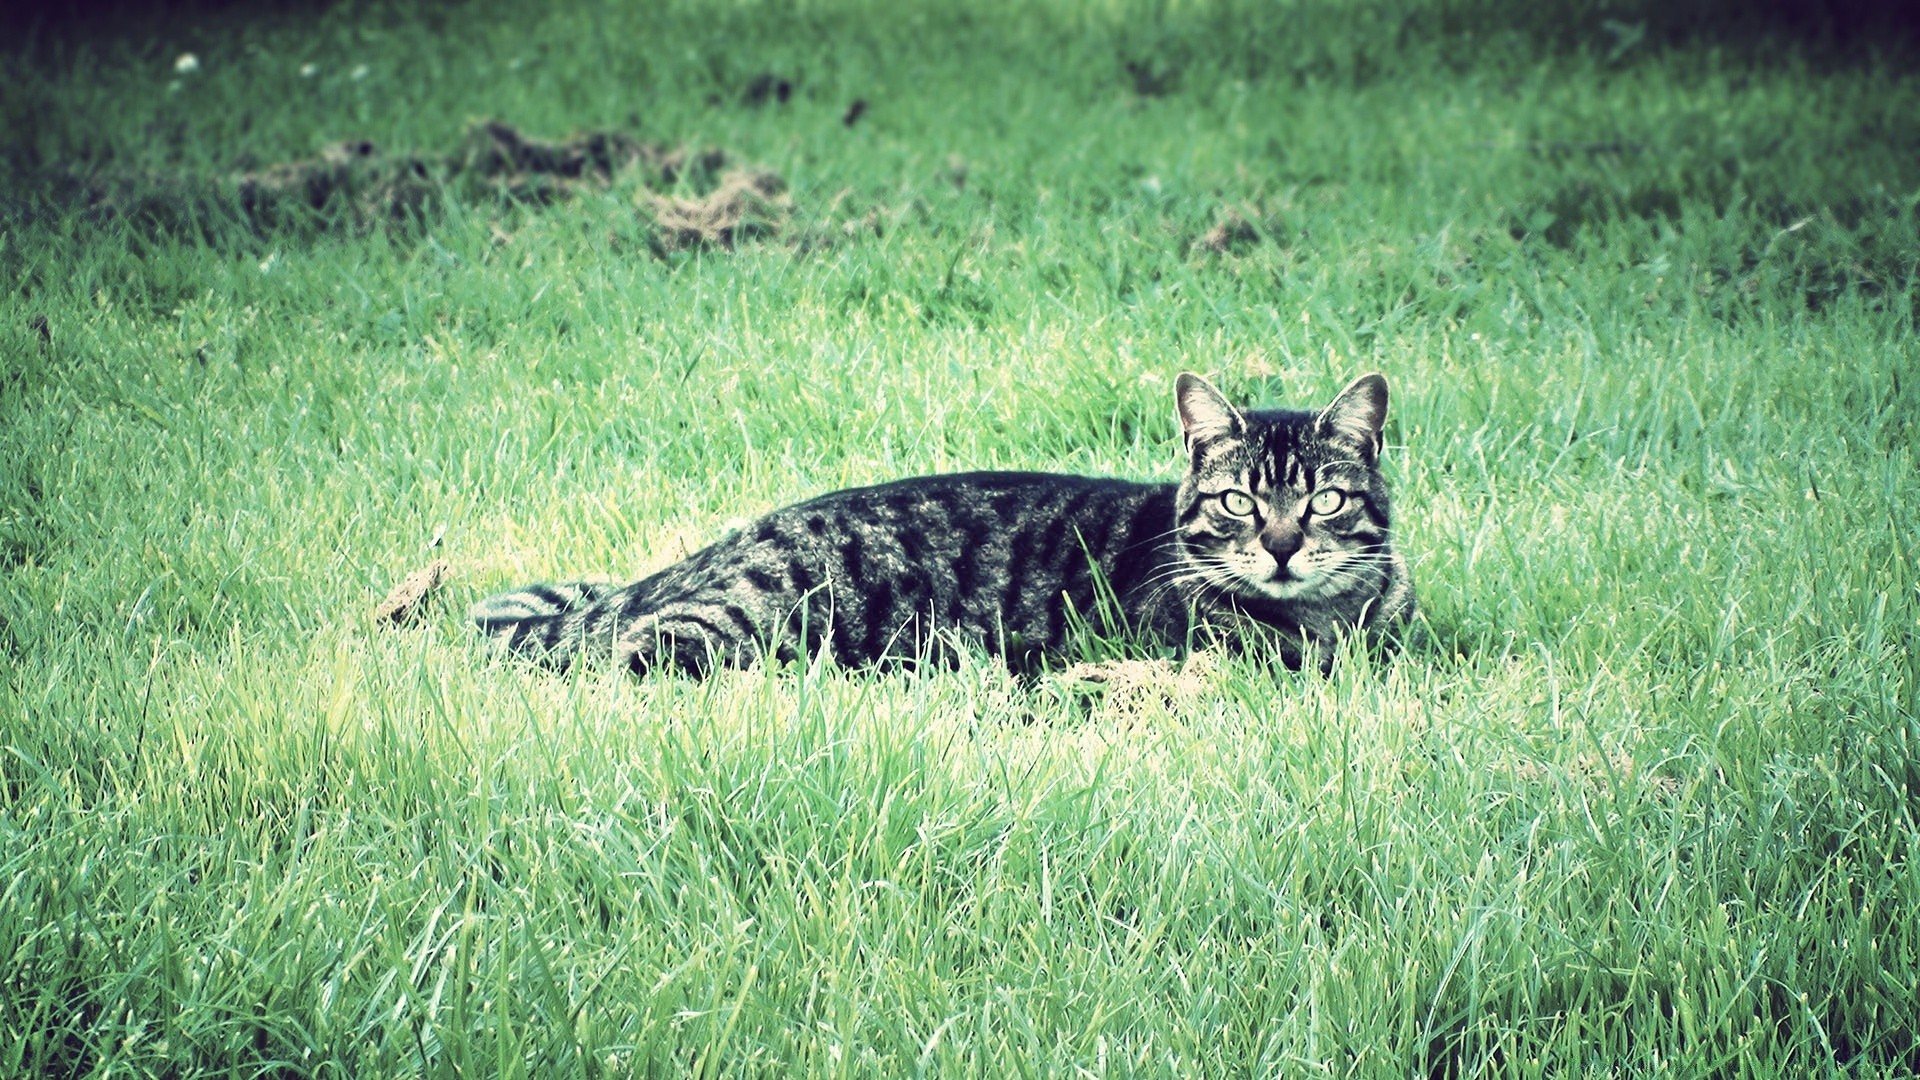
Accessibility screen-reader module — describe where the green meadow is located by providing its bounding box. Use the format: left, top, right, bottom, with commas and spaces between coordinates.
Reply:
3, 0, 1916, 1074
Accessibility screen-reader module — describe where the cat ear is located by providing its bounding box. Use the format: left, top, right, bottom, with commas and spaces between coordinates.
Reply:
1175, 373, 1245, 447
1318, 373, 1390, 457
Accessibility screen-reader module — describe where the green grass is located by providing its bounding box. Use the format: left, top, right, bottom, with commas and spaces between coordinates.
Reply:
4, 0, 1918, 1075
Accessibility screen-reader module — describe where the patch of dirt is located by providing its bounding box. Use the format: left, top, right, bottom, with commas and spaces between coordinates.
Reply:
60, 120, 798, 252
742, 73, 793, 106
1124, 57, 1178, 97
1192, 204, 1268, 256
459, 121, 656, 192
230, 121, 723, 228
229, 136, 435, 230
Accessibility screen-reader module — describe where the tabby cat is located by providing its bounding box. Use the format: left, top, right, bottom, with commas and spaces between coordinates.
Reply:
474, 373, 1413, 675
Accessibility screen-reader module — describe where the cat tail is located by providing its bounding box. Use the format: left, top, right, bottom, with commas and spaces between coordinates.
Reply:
471, 580, 620, 666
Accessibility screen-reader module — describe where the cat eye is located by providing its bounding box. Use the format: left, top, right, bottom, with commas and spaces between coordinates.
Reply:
1308, 488, 1346, 516
1218, 490, 1257, 517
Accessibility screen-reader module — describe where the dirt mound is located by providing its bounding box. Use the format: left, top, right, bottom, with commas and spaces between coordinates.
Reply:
1192, 204, 1268, 256
741, 73, 793, 106
463, 121, 642, 181
230, 121, 744, 231
230, 137, 434, 230
65, 120, 793, 250
454, 121, 731, 197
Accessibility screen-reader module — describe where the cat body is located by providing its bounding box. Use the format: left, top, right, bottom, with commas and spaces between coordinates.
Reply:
474, 373, 1413, 675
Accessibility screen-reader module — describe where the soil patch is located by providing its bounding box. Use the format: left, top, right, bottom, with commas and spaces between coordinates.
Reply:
61, 120, 792, 251
742, 73, 794, 106
1192, 204, 1269, 256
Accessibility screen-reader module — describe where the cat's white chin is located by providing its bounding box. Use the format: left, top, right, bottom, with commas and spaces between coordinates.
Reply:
1243, 572, 1321, 601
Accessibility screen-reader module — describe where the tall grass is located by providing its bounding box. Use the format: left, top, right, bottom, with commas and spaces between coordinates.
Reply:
3, 0, 1916, 1075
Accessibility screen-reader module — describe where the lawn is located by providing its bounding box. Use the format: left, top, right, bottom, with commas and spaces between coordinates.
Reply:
2, 0, 1916, 1075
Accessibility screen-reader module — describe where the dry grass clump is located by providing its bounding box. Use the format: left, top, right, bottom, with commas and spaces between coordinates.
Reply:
647, 168, 791, 250
372, 560, 450, 625
1049, 651, 1222, 719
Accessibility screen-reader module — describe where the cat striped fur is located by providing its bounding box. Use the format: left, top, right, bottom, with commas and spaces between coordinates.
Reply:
473, 372, 1414, 676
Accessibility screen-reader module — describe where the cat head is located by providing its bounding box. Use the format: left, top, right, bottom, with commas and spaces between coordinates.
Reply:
1172, 372, 1397, 605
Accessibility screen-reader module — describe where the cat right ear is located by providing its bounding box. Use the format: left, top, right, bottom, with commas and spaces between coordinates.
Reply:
1317, 372, 1390, 459
1175, 373, 1245, 448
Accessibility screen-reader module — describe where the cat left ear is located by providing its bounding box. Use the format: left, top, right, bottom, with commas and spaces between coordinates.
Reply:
1318, 373, 1390, 458
1175, 372, 1245, 448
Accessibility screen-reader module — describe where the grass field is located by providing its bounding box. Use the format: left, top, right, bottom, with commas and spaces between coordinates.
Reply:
3, 0, 1917, 1075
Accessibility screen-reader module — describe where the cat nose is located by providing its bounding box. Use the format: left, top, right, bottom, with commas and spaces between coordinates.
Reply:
1260, 519, 1303, 569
